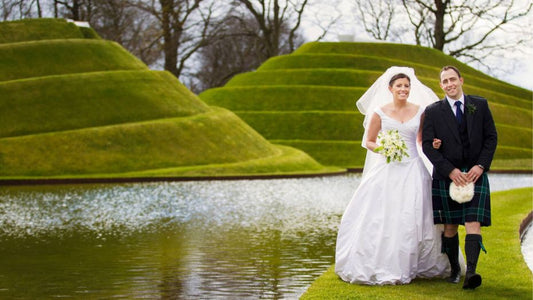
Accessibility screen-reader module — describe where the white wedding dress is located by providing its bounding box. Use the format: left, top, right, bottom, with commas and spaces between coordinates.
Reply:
335, 106, 450, 285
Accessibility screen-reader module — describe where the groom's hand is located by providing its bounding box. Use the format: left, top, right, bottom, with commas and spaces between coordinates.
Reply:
449, 168, 468, 186
466, 165, 483, 183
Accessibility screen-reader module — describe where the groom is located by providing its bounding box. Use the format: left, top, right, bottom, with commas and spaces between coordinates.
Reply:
422, 66, 497, 289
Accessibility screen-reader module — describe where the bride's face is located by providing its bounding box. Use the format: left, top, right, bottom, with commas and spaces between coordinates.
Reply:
389, 78, 410, 101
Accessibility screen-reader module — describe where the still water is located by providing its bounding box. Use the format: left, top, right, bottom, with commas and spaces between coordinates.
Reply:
0, 173, 531, 299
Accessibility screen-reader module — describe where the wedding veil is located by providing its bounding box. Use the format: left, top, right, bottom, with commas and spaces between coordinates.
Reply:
356, 66, 439, 177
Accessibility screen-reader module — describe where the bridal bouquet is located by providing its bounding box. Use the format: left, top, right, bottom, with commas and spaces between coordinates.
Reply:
449, 178, 475, 203
374, 129, 409, 163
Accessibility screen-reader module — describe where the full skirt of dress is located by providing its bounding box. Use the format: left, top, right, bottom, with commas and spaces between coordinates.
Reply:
335, 154, 451, 285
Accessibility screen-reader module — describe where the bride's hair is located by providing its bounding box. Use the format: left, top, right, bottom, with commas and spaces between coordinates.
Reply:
389, 73, 410, 87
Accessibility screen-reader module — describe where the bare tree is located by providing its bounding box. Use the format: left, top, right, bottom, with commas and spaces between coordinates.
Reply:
1, 0, 42, 20
132, 0, 224, 79
35, 0, 42, 17
232, 0, 308, 58
88, 0, 161, 66
401, 0, 533, 65
191, 13, 304, 93
355, 0, 397, 41
400, 0, 427, 45
53, 0, 95, 21
192, 16, 260, 92
302, 0, 343, 41
1, 0, 18, 20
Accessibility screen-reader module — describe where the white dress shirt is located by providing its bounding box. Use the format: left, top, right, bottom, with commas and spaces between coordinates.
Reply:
446, 95, 465, 117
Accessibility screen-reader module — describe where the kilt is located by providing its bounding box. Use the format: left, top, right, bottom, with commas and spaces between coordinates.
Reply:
432, 172, 491, 226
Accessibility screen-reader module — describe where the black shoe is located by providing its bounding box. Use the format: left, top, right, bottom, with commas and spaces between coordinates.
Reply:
447, 271, 461, 284
462, 273, 482, 289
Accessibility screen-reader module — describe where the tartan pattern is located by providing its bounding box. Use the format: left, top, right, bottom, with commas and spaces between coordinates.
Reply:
432, 173, 491, 226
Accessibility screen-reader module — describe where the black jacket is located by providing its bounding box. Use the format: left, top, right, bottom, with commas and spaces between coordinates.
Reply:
422, 95, 498, 180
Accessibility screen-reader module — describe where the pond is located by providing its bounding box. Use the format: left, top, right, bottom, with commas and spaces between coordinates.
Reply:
0, 173, 531, 299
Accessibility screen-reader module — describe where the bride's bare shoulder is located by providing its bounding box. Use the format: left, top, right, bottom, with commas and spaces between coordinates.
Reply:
380, 103, 394, 112
407, 102, 420, 110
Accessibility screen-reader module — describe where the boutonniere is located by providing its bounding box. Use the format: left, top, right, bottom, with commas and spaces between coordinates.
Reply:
466, 103, 477, 114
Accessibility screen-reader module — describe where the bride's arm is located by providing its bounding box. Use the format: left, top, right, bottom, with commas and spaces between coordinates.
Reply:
419, 113, 442, 149
365, 112, 381, 151
417, 113, 424, 145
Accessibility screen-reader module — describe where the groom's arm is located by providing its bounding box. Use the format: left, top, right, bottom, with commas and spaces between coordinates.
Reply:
422, 106, 456, 178
474, 97, 498, 171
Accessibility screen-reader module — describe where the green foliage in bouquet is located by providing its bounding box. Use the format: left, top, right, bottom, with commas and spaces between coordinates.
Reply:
374, 130, 410, 164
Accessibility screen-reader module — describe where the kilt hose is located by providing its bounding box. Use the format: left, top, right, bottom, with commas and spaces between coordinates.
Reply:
432, 172, 491, 226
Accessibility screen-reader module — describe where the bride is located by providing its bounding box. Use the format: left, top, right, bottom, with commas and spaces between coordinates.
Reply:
335, 67, 461, 285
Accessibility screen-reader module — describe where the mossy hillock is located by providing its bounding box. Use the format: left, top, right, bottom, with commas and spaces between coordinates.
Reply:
0, 18, 333, 180
0, 18, 97, 43
200, 41, 532, 171
0, 39, 147, 82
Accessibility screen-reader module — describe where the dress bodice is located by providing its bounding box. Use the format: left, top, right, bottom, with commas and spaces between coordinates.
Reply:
375, 106, 423, 160
336, 103, 449, 285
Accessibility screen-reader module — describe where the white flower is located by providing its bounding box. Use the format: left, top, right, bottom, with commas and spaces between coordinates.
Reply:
374, 129, 409, 163
449, 180, 475, 203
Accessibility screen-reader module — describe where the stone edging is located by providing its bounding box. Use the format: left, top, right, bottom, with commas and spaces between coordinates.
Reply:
0, 168, 530, 186
520, 211, 533, 242
0, 170, 349, 186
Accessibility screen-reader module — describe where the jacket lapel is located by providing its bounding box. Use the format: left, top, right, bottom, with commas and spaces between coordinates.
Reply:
440, 99, 461, 142
465, 95, 474, 140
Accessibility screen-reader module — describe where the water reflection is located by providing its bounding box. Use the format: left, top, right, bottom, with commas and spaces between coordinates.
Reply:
0, 173, 531, 298
0, 175, 357, 238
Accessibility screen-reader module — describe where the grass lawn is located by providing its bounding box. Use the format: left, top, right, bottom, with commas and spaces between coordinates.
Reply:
301, 187, 533, 299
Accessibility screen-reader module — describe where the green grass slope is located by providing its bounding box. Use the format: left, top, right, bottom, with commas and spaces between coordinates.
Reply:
0, 18, 97, 43
301, 187, 533, 299
200, 42, 533, 170
0, 71, 209, 137
0, 39, 147, 82
0, 108, 288, 176
0, 18, 333, 179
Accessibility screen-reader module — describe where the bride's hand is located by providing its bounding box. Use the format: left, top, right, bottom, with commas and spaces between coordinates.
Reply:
432, 138, 442, 149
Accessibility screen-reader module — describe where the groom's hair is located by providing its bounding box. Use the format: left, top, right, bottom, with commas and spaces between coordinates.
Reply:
440, 65, 462, 78
388, 73, 410, 87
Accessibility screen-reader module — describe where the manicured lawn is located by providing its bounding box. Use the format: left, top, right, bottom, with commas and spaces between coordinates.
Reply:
301, 187, 533, 299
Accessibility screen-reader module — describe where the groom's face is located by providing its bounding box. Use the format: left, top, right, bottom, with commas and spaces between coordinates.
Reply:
440, 69, 464, 100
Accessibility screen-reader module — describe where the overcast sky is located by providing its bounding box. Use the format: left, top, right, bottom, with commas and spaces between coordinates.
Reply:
300, 0, 533, 91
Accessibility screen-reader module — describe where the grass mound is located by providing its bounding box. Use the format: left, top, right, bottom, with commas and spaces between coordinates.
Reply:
0, 18, 333, 179
0, 108, 278, 176
258, 54, 528, 100
0, 39, 147, 81
0, 18, 94, 44
200, 42, 532, 170
114, 145, 332, 178
0, 71, 210, 137
301, 187, 533, 299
